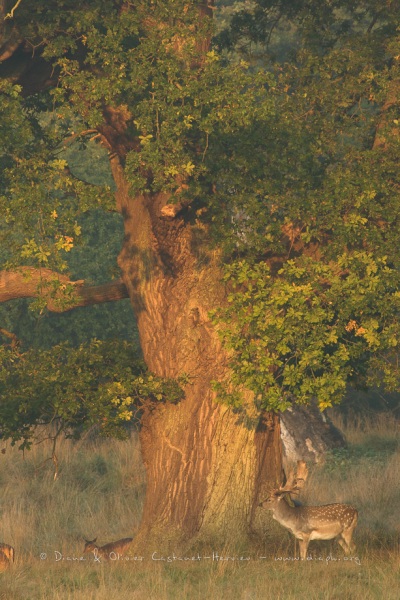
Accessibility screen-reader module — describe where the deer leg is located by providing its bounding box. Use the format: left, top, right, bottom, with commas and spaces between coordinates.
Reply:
298, 535, 310, 560
338, 512, 357, 555
337, 537, 349, 554
339, 529, 356, 554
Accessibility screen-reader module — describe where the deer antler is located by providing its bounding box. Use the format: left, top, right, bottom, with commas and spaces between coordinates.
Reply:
277, 460, 309, 495
258, 460, 309, 507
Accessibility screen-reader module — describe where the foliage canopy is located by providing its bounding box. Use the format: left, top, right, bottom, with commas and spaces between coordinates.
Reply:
0, 0, 399, 448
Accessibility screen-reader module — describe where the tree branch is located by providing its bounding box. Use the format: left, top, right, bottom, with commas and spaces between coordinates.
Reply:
0, 327, 20, 348
0, 267, 129, 312
4, 0, 23, 20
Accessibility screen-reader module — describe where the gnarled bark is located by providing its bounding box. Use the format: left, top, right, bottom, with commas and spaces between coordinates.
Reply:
111, 159, 284, 548
280, 401, 345, 469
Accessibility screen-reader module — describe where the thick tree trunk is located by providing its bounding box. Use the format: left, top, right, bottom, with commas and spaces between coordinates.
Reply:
113, 161, 283, 549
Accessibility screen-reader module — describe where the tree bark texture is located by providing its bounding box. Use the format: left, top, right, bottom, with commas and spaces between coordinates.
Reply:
280, 401, 346, 469
112, 160, 284, 548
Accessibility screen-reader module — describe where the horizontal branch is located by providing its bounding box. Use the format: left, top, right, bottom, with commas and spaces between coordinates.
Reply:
0, 327, 20, 348
0, 267, 129, 312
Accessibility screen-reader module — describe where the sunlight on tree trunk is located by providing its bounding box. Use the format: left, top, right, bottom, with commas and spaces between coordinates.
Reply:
112, 157, 283, 547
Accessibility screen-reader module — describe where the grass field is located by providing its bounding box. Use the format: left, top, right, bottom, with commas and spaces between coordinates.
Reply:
0, 412, 398, 599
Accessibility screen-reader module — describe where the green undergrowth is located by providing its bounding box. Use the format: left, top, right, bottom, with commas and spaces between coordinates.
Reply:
323, 437, 399, 473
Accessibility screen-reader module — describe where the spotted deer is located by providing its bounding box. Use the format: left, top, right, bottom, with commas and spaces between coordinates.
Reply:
83, 537, 133, 560
259, 461, 358, 560
0, 543, 14, 570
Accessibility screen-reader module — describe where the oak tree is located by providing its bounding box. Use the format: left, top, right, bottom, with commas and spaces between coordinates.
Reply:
0, 0, 399, 549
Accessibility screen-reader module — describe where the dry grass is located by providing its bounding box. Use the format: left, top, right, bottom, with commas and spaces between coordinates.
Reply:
330, 410, 400, 445
0, 414, 398, 599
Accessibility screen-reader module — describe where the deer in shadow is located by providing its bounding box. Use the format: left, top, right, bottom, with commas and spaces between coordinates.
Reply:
83, 537, 133, 560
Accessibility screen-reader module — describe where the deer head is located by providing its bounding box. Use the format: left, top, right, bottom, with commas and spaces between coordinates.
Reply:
259, 460, 309, 507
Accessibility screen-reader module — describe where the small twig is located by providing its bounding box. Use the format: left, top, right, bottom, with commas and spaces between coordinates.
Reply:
62, 129, 99, 147
5, 0, 23, 19
202, 132, 209, 162
23, 38, 46, 58
73, 424, 98, 450
367, 10, 383, 34
266, 13, 283, 47
33, 422, 63, 480
52, 451, 59, 481
52, 130, 107, 157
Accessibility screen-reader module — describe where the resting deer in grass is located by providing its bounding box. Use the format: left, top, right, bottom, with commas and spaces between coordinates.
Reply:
0, 543, 14, 571
259, 461, 358, 560
83, 537, 133, 560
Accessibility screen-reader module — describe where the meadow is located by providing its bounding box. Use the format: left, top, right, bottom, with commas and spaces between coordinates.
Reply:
0, 412, 398, 600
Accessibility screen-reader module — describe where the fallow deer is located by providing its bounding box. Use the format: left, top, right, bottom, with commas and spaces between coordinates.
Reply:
83, 537, 133, 560
259, 461, 358, 560
0, 543, 14, 570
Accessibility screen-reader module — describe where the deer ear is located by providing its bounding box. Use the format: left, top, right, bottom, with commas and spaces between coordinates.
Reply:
285, 493, 296, 508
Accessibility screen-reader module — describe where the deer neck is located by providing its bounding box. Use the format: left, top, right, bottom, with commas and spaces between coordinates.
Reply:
272, 497, 299, 529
